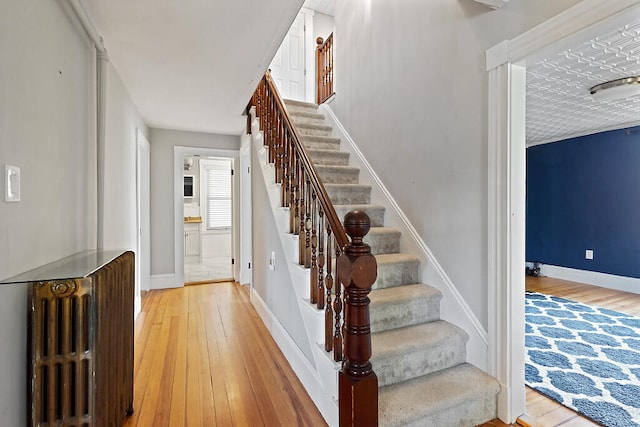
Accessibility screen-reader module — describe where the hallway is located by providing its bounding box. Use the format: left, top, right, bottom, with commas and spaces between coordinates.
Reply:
123, 282, 326, 426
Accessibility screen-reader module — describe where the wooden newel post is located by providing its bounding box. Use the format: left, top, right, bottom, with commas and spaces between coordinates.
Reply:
338, 210, 378, 427
316, 37, 324, 105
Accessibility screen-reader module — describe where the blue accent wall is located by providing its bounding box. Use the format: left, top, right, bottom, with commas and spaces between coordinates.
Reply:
526, 126, 640, 278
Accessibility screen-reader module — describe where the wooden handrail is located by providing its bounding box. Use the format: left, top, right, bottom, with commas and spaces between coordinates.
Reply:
316, 33, 334, 104
264, 71, 347, 248
248, 71, 378, 426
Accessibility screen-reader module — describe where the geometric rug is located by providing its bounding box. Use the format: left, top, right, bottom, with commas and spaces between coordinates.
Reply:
525, 291, 640, 427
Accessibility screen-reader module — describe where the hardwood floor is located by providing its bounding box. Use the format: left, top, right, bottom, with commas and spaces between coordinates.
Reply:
123, 281, 326, 427
125, 276, 638, 426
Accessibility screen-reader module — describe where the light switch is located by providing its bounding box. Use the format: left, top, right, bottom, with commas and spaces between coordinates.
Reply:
585, 249, 593, 260
5, 165, 20, 202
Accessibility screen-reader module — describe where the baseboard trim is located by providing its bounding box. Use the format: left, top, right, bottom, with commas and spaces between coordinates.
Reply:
250, 288, 338, 427
150, 274, 182, 290
135, 295, 142, 318
534, 263, 640, 294
320, 104, 489, 370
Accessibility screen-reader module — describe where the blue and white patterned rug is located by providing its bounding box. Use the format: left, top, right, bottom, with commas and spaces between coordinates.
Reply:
525, 291, 640, 427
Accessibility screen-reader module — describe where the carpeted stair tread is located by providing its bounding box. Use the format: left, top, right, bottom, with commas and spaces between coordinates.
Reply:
373, 253, 420, 289
294, 122, 332, 132
290, 111, 325, 120
370, 284, 442, 333
283, 99, 318, 109
334, 204, 385, 227
325, 183, 371, 204
300, 135, 341, 150
379, 363, 499, 427
363, 227, 401, 255
315, 165, 360, 184
372, 320, 466, 387
290, 115, 326, 126
306, 148, 350, 166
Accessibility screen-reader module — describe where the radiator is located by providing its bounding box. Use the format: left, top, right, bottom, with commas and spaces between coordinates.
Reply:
29, 251, 135, 427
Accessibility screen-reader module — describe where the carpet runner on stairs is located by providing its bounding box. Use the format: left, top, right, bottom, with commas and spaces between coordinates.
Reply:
283, 99, 500, 427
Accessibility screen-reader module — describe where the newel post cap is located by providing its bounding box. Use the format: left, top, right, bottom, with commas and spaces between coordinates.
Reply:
338, 211, 377, 289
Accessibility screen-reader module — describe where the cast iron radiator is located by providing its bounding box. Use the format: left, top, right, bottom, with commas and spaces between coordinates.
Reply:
29, 251, 135, 427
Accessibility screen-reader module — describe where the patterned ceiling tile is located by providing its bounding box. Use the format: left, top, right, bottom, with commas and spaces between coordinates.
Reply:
526, 20, 640, 145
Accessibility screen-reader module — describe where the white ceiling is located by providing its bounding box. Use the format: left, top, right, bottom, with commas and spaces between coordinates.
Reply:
526, 19, 640, 146
303, 0, 334, 16
83, 1, 637, 143
83, 0, 304, 135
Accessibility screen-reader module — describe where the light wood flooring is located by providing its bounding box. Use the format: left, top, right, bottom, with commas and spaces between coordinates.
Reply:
124, 276, 639, 427
123, 281, 326, 426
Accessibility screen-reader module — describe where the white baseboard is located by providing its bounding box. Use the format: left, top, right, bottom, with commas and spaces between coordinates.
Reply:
320, 104, 489, 371
250, 288, 338, 427
536, 263, 640, 295
150, 273, 182, 290
135, 295, 142, 318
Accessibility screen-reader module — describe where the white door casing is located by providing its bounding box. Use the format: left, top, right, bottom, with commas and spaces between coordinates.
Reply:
136, 129, 151, 314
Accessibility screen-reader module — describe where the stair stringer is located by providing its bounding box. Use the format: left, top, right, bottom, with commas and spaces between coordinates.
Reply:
249, 121, 340, 427
319, 103, 489, 372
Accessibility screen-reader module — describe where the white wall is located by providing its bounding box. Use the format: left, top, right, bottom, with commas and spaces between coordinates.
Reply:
0, 2, 95, 424
331, 0, 581, 329
149, 128, 240, 275
314, 11, 334, 41
250, 143, 314, 363
102, 62, 148, 252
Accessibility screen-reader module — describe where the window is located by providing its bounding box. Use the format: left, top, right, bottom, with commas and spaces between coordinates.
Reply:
202, 159, 232, 230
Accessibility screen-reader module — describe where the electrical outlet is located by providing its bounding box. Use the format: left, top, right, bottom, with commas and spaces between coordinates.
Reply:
269, 251, 276, 270
585, 250, 593, 260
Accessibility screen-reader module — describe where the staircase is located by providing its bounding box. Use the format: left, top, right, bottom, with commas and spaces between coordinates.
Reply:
283, 99, 500, 427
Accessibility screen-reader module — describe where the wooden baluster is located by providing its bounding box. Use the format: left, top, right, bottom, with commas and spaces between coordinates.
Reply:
280, 125, 288, 206
333, 241, 343, 362
269, 95, 278, 166
338, 211, 378, 427
317, 207, 325, 310
325, 225, 334, 352
304, 178, 312, 269
298, 166, 306, 265
310, 191, 318, 305
289, 146, 297, 233
292, 152, 300, 235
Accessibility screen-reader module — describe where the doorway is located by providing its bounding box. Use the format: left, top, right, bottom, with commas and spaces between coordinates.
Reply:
183, 156, 234, 284
486, 1, 640, 423
173, 146, 239, 287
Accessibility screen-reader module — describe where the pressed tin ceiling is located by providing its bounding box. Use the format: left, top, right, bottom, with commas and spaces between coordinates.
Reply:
526, 19, 640, 146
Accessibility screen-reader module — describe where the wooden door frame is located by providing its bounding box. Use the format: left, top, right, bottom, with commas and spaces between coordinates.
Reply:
486, 0, 640, 422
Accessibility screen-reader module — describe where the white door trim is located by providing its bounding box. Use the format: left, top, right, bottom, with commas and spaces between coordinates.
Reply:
486, 0, 640, 422
174, 146, 239, 286
136, 129, 151, 316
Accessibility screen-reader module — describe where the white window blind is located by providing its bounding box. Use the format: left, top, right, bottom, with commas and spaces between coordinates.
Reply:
205, 162, 232, 230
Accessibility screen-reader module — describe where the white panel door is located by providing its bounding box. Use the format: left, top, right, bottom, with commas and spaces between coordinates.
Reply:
269, 12, 305, 101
